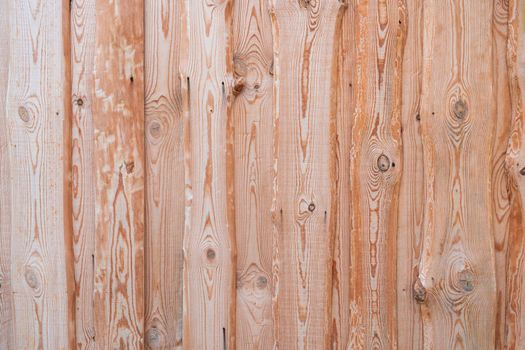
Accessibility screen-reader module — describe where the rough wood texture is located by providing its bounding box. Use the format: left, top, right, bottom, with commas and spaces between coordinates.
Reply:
232, 0, 274, 349
1, 0, 76, 348
417, 0, 498, 348
396, 0, 423, 348
92, 0, 145, 348
71, 0, 96, 348
269, 1, 344, 348
144, 1, 184, 349
180, 0, 237, 349
348, 0, 406, 348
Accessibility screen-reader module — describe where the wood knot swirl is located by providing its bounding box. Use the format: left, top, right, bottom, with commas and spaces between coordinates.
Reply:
24, 266, 42, 293
18, 106, 31, 123
377, 154, 391, 172
453, 99, 468, 120
206, 249, 216, 261
256, 276, 268, 289
413, 278, 427, 303
149, 120, 162, 139
458, 269, 474, 292
146, 327, 163, 348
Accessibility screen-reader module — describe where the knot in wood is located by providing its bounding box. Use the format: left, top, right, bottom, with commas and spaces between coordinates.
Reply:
18, 106, 30, 122
256, 276, 268, 289
24, 267, 41, 290
308, 203, 316, 212
519, 166, 525, 176
146, 327, 162, 347
377, 154, 391, 172
206, 249, 216, 261
233, 77, 245, 97
413, 279, 427, 303
76, 98, 84, 106
149, 121, 162, 138
453, 99, 468, 119
458, 269, 474, 292
125, 161, 135, 174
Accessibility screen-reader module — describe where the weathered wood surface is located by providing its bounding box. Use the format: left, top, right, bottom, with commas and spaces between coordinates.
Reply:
269, 1, 344, 348
180, 0, 237, 349
92, 0, 145, 348
348, 0, 406, 348
232, 0, 274, 349
71, 0, 96, 348
144, 1, 185, 349
417, 0, 498, 348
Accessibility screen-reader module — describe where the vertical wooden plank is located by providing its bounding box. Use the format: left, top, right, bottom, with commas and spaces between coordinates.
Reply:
144, 0, 184, 349
232, 0, 274, 349
0, 2, 14, 348
180, 0, 237, 349
417, 0, 498, 347
331, 2, 355, 348
396, 0, 423, 348
348, 0, 406, 348
92, 0, 145, 348
2, 0, 76, 348
269, 1, 345, 348
505, 0, 525, 348
71, 0, 96, 347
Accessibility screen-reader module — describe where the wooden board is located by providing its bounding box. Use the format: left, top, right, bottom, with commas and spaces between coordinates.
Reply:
1, 0, 76, 348
180, 0, 237, 348
348, 0, 406, 348
417, 0, 498, 347
232, 0, 274, 349
92, 0, 145, 348
269, 1, 344, 348
71, 0, 96, 347
144, 0, 185, 349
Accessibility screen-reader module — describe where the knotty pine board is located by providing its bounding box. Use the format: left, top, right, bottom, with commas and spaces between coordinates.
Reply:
71, 0, 96, 347
180, 0, 237, 349
144, 0, 185, 349
1, 0, 76, 348
269, 1, 345, 348
232, 0, 274, 349
348, 0, 406, 348
418, 0, 498, 347
92, 0, 145, 348
396, 0, 423, 348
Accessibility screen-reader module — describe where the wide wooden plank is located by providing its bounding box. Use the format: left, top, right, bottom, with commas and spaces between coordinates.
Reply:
417, 0, 498, 347
269, 1, 345, 348
1, 0, 76, 348
92, 0, 145, 348
144, 0, 185, 349
71, 0, 96, 347
232, 1, 274, 349
180, 1, 237, 349
348, 0, 406, 348
397, 0, 423, 348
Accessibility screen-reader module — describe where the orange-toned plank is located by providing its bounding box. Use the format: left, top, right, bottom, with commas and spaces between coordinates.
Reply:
232, 0, 274, 349
269, 1, 345, 348
180, 1, 237, 349
92, 0, 145, 348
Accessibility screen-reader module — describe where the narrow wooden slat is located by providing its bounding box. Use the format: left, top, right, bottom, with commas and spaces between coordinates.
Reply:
180, 1, 237, 348
505, 0, 525, 347
331, 3, 355, 348
417, 0, 498, 347
71, 0, 96, 347
396, 0, 423, 348
348, 0, 406, 348
2, 0, 76, 348
269, 1, 345, 348
232, 0, 274, 349
0, 2, 14, 348
92, 0, 145, 347
144, 0, 184, 348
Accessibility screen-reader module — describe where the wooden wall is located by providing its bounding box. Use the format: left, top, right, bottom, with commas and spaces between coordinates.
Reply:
2, 0, 525, 349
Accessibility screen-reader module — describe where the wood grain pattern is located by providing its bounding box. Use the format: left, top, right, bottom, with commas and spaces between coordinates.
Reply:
92, 0, 145, 348
71, 0, 96, 348
269, 1, 344, 348
348, 0, 406, 348
180, 0, 237, 348
417, 0, 498, 347
232, 0, 274, 349
1, 0, 76, 348
144, 1, 185, 349
396, 0, 423, 348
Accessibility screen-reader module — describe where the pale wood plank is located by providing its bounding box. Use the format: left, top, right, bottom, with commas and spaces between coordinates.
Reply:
180, 1, 237, 348
144, 0, 184, 349
232, 0, 274, 349
269, 1, 345, 348
71, 0, 96, 347
3, 0, 76, 348
417, 0, 498, 347
92, 0, 145, 347
397, 0, 424, 348
348, 0, 406, 348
